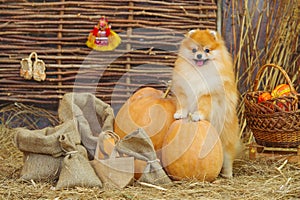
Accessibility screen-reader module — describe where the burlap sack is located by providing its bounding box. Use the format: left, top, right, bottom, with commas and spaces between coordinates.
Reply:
55, 133, 102, 190
58, 93, 114, 158
90, 131, 134, 189
20, 152, 62, 182
14, 119, 80, 157
115, 128, 171, 185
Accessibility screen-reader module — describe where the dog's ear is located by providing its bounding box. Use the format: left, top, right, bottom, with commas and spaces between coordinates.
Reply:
209, 30, 220, 41
185, 29, 197, 38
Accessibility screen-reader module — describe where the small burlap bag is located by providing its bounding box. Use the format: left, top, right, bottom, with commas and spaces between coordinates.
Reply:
20, 152, 63, 182
58, 93, 115, 158
90, 131, 134, 189
15, 119, 80, 182
116, 128, 171, 185
14, 119, 80, 157
55, 133, 102, 190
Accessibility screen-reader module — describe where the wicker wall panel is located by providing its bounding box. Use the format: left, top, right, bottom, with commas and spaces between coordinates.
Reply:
0, 0, 217, 110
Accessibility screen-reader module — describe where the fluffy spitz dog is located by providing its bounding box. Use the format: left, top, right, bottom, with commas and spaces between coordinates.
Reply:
172, 29, 241, 178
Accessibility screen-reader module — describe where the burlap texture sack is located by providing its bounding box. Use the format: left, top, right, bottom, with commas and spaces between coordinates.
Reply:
55, 133, 102, 190
90, 131, 134, 189
14, 119, 80, 157
115, 128, 171, 185
20, 152, 62, 182
58, 93, 114, 158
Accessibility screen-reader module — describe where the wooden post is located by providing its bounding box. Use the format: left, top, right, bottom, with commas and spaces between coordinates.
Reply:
57, 0, 64, 100
125, 1, 134, 97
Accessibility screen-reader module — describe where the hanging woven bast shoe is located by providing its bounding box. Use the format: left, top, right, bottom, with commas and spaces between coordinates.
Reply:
20, 52, 36, 80
32, 53, 46, 81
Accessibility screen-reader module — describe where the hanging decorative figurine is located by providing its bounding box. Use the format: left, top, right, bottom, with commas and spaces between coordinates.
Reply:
86, 16, 121, 51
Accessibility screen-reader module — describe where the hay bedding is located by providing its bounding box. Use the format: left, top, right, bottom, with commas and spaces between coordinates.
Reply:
1, 125, 300, 199
0, 0, 298, 198
0, 102, 299, 199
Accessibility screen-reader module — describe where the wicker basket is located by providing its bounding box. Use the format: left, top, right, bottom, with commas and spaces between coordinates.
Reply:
244, 64, 300, 148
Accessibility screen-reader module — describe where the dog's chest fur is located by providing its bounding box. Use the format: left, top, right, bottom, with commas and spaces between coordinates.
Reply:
173, 59, 225, 96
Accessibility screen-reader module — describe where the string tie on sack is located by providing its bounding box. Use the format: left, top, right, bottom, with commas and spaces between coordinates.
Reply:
147, 159, 160, 164
65, 150, 78, 155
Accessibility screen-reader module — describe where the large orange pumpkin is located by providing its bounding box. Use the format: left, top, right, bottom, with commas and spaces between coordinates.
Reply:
161, 119, 223, 182
114, 87, 176, 158
114, 87, 176, 177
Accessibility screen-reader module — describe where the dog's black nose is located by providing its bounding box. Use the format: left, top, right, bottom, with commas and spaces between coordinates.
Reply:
197, 54, 202, 59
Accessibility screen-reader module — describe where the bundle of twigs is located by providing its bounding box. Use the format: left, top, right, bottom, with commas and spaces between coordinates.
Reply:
223, 0, 299, 140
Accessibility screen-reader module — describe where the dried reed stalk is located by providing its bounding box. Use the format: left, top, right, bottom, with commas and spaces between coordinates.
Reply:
223, 0, 299, 141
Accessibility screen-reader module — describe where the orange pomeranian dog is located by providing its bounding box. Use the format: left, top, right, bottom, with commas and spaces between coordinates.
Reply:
172, 29, 241, 178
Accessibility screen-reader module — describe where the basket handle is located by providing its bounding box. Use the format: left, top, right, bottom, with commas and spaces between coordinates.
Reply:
253, 63, 297, 94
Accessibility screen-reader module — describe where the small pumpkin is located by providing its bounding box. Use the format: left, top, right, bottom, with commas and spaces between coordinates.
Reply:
258, 92, 272, 103
96, 134, 115, 160
95, 132, 148, 180
161, 119, 223, 182
271, 84, 291, 97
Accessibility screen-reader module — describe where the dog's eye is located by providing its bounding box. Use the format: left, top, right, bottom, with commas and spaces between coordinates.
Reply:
204, 48, 210, 53
192, 48, 197, 53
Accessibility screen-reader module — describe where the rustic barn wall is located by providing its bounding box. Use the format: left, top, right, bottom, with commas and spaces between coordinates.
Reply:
0, 0, 218, 110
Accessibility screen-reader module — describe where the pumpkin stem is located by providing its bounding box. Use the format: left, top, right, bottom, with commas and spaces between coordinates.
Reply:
162, 80, 172, 98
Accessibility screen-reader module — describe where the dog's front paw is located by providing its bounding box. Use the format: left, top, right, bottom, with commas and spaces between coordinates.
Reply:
220, 173, 233, 179
220, 169, 233, 179
174, 110, 188, 119
191, 112, 205, 122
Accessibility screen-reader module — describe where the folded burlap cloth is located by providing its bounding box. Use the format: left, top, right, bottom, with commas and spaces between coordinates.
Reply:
55, 133, 102, 190
115, 128, 171, 185
58, 93, 114, 158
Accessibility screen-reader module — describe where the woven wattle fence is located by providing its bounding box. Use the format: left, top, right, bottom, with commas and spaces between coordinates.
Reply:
0, 0, 217, 110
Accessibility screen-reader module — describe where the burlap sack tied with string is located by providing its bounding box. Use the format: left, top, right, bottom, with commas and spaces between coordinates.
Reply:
90, 131, 134, 189
14, 119, 80, 182
55, 133, 102, 190
58, 93, 114, 159
14, 119, 80, 157
20, 153, 63, 182
116, 128, 171, 185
